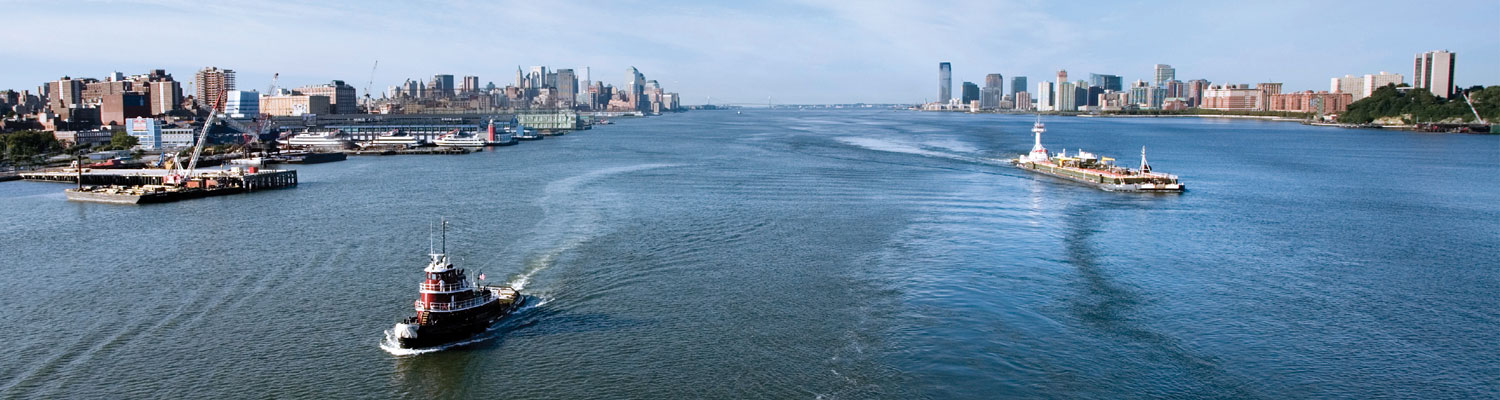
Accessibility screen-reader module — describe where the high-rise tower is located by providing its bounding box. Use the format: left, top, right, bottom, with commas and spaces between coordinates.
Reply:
1413, 50, 1456, 98
938, 62, 952, 103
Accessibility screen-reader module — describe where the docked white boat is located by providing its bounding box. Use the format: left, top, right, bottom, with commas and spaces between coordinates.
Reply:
285, 131, 354, 149
434, 133, 484, 148
228, 157, 265, 166
366, 132, 421, 147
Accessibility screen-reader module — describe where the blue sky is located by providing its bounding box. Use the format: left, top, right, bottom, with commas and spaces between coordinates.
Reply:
2, 0, 1496, 105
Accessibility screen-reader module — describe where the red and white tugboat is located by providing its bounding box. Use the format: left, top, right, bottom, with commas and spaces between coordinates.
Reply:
386, 221, 523, 351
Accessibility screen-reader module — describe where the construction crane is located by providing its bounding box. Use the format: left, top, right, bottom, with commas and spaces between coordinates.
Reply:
267, 72, 279, 95
364, 60, 379, 111
165, 92, 225, 186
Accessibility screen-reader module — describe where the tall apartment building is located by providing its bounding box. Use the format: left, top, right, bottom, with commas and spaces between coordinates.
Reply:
938, 62, 952, 103
194, 67, 235, 108
1185, 79, 1210, 107
148, 80, 182, 115
1154, 64, 1175, 87
1014, 91, 1032, 111
1363, 72, 1403, 98
1332, 71, 1405, 102
1413, 50, 1456, 98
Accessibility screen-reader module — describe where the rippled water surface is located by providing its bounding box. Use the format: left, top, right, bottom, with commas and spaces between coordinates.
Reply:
1, 110, 1497, 399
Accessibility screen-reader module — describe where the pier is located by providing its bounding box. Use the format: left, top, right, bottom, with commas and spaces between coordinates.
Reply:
21, 168, 298, 190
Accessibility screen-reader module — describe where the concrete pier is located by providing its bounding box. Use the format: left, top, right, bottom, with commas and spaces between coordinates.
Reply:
21, 168, 298, 191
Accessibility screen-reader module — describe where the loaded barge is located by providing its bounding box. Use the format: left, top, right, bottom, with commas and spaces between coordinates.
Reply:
1011, 119, 1184, 193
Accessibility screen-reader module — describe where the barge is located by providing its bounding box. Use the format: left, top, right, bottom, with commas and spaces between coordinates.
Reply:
1011, 119, 1184, 193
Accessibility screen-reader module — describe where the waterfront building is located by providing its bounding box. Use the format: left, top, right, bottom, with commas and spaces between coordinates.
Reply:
1413, 50, 1456, 98
1056, 81, 1076, 111
1165, 80, 1185, 99
194, 67, 235, 107
260, 93, 329, 116
1128, 80, 1148, 108
223, 90, 259, 118
1014, 91, 1032, 111
1265, 91, 1353, 114
46, 77, 85, 112
1010, 76, 1027, 100
1363, 72, 1403, 98
1089, 73, 1123, 92
961, 82, 980, 104
1154, 64, 1175, 87
1185, 79, 1210, 107
294, 81, 357, 114
1331, 75, 1363, 99
1335, 72, 1403, 101
938, 62, 952, 103
125, 117, 160, 150
1037, 81, 1054, 111
1199, 84, 1261, 110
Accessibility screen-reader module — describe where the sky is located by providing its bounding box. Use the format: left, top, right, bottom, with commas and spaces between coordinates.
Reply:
2, 0, 1496, 105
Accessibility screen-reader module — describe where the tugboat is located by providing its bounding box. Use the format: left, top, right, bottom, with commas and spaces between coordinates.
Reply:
1010, 117, 1184, 193
386, 221, 523, 351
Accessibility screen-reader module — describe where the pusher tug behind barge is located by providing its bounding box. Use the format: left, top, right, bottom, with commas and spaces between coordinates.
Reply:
1011, 118, 1184, 193
387, 221, 523, 351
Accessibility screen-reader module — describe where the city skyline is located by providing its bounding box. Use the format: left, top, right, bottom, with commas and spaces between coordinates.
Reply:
3, 0, 1497, 105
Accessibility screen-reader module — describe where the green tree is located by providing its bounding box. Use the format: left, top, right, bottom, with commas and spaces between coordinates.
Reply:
1, 130, 62, 164
105, 130, 139, 150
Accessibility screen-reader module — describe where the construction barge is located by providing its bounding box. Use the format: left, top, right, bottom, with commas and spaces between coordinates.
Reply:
1010, 119, 1184, 193
24, 168, 298, 204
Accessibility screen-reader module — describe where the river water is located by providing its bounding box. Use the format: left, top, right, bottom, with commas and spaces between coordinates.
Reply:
1, 110, 1496, 399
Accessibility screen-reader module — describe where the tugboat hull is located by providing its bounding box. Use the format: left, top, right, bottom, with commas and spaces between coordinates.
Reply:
394, 295, 524, 350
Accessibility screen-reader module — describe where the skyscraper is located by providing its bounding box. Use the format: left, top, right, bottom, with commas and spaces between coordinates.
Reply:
1010, 76, 1027, 100
461, 76, 480, 93
1037, 81, 1055, 112
431, 74, 455, 97
1056, 81, 1076, 111
1056, 69, 1068, 85
1413, 50, 1456, 98
194, 66, 235, 108
1154, 64, 1175, 87
938, 62, 952, 103
556, 69, 577, 108
961, 82, 980, 104
1185, 79, 1210, 107
981, 74, 1003, 109
1089, 73, 1123, 92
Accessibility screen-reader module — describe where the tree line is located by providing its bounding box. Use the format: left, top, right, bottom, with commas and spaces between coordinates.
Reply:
1339, 85, 1499, 124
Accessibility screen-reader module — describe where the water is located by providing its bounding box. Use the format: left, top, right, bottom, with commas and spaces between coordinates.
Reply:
1, 110, 1496, 399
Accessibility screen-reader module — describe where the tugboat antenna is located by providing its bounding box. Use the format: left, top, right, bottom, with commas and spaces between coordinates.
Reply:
441, 218, 448, 255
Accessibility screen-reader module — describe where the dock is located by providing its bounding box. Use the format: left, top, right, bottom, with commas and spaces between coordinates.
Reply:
21, 168, 298, 189
346, 147, 476, 156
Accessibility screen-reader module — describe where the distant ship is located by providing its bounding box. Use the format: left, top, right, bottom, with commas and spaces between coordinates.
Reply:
1011, 118, 1184, 193
387, 221, 524, 351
